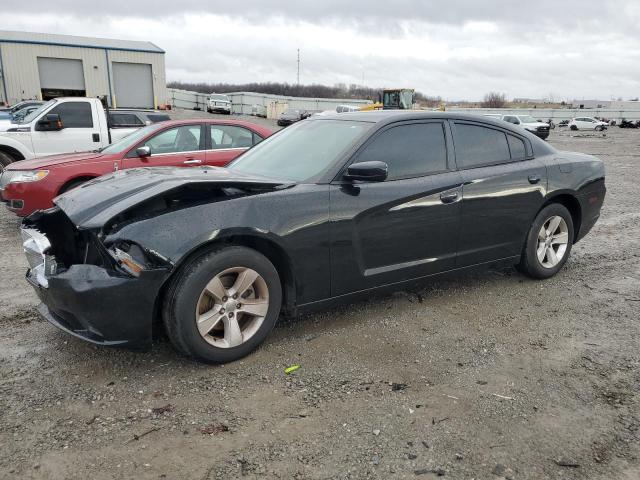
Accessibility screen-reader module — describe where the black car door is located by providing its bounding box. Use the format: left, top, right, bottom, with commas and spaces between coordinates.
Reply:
329, 120, 463, 296
450, 120, 548, 266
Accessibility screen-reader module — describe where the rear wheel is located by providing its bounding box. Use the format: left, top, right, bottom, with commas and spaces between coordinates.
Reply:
570, 125, 578, 131
0, 151, 15, 173
163, 246, 282, 363
518, 203, 574, 279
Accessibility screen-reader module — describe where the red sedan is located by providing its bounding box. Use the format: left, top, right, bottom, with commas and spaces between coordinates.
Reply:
0, 119, 272, 217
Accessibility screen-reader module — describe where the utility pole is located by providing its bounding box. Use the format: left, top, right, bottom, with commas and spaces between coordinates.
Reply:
297, 48, 300, 86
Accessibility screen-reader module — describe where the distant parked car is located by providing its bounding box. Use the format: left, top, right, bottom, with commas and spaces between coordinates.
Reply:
207, 94, 232, 114
483, 114, 503, 120
501, 114, 551, 140
336, 105, 360, 113
558, 120, 570, 127
569, 117, 608, 131
251, 104, 267, 118
0, 119, 272, 217
109, 109, 171, 128
277, 109, 309, 127
618, 119, 638, 129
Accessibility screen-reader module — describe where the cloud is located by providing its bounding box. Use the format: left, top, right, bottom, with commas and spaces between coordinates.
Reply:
2, 1, 640, 100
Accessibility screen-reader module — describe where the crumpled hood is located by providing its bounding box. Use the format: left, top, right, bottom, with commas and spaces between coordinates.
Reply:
7, 151, 105, 170
54, 166, 290, 229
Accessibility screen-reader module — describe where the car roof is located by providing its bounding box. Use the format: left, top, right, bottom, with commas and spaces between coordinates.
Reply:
310, 110, 555, 154
311, 110, 520, 128
149, 118, 273, 135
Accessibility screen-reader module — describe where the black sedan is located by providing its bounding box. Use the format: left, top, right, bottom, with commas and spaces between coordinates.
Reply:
276, 109, 309, 127
22, 112, 606, 363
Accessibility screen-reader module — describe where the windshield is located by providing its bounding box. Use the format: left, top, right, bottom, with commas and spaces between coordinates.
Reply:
20, 100, 55, 124
210, 94, 229, 101
229, 119, 372, 182
518, 115, 539, 123
99, 123, 164, 154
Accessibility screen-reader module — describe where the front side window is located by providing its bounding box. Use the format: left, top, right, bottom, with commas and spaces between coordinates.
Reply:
143, 125, 202, 154
210, 125, 255, 149
49, 102, 93, 128
454, 124, 511, 168
355, 123, 447, 180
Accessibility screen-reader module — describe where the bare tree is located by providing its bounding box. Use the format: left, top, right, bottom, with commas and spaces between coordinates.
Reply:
167, 80, 429, 101
481, 92, 507, 108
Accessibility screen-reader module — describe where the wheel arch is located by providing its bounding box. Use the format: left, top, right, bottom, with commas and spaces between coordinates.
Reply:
0, 144, 26, 162
57, 175, 98, 195
540, 192, 582, 243
153, 233, 297, 334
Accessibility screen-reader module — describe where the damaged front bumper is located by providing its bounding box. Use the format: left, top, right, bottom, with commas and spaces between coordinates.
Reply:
27, 265, 168, 349
22, 214, 171, 350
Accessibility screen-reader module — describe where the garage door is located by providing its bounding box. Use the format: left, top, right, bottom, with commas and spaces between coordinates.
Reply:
38, 57, 85, 90
112, 62, 154, 109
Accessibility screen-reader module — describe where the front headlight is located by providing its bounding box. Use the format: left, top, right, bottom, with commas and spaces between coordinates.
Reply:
7, 170, 49, 184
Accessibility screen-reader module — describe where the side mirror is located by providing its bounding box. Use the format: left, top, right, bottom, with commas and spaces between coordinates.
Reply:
344, 161, 388, 182
136, 146, 151, 158
36, 113, 63, 131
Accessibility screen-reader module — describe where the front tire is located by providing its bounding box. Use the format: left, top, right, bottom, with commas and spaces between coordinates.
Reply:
59, 178, 90, 194
518, 203, 574, 279
0, 151, 15, 172
570, 125, 578, 131
163, 246, 282, 363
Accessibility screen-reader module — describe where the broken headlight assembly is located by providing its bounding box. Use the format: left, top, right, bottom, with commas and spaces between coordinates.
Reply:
108, 242, 148, 277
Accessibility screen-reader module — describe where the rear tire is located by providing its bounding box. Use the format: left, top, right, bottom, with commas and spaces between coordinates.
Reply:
570, 125, 578, 131
162, 246, 282, 363
518, 203, 574, 279
0, 151, 15, 173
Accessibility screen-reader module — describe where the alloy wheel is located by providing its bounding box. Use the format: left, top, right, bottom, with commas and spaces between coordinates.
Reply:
195, 267, 269, 348
536, 215, 569, 268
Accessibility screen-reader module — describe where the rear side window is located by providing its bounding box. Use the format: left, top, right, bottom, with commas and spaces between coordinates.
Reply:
454, 124, 510, 169
49, 102, 93, 128
356, 123, 447, 180
147, 114, 171, 123
210, 125, 256, 149
507, 134, 526, 160
110, 113, 144, 127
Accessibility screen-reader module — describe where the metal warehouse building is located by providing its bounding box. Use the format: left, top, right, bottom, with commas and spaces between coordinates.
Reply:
0, 30, 167, 108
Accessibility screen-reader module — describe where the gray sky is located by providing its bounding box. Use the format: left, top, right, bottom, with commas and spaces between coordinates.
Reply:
4, 1, 640, 100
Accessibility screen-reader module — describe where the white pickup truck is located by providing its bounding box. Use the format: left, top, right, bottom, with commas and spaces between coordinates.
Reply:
0, 97, 139, 169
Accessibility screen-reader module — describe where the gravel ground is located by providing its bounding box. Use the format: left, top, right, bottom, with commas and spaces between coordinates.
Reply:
0, 121, 639, 480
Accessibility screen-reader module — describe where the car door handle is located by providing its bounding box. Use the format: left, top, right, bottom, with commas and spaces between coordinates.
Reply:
440, 191, 459, 204
183, 159, 202, 165
528, 175, 541, 184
